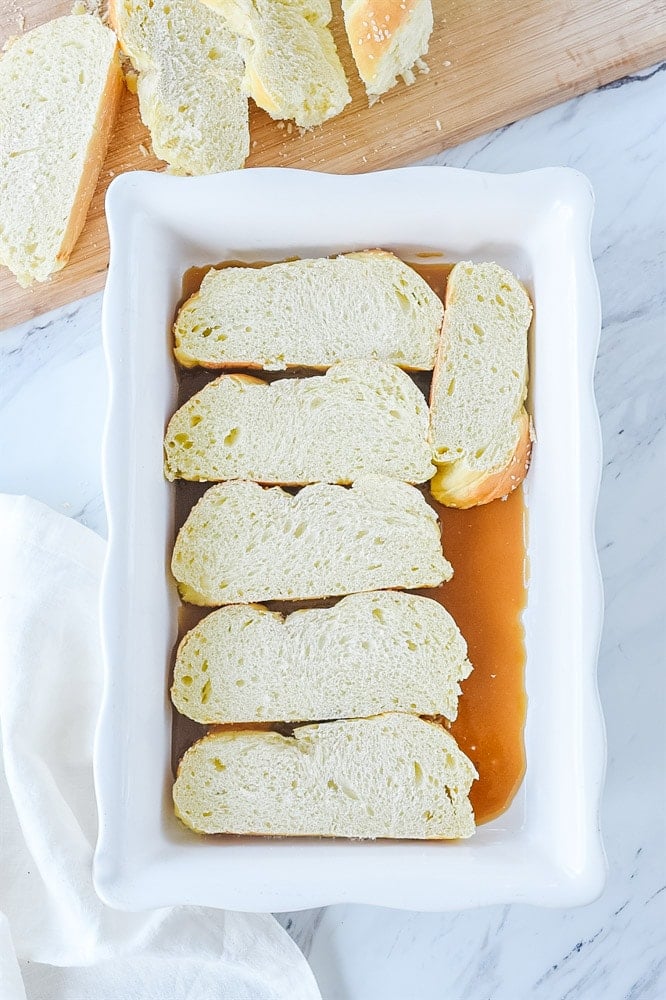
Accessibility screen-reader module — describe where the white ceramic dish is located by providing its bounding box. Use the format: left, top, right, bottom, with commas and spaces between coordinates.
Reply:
94, 166, 605, 912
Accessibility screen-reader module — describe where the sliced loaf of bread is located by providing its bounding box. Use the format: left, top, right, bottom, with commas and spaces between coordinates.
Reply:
172, 591, 472, 724
173, 251, 443, 371
0, 14, 122, 286
342, 0, 433, 102
164, 361, 433, 485
171, 476, 451, 605
201, 0, 350, 127
429, 261, 533, 508
109, 0, 249, 174
173, 713, 477, 838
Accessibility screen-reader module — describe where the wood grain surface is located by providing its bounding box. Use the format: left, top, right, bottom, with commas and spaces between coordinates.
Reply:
1, 0, 665, 330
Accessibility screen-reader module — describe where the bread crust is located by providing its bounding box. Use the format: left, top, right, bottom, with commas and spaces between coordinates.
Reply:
429, 262, 532, 508
56, 44, 124, 268
430, 408, 532, 508
344, 0, 418, 85
176, 580, 450, 607
107, 0, 121, 37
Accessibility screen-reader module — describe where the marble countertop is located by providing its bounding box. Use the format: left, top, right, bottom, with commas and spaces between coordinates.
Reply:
1, 63, 664, 1000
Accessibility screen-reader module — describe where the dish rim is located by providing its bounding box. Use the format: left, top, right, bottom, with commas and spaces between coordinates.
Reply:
94, 165, 606, 912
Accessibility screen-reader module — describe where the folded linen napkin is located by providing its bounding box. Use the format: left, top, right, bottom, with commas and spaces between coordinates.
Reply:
0, 494, 320, 1000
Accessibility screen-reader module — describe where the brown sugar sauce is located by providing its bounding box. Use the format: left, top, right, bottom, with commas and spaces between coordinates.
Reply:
170, 257, 528, 827
419, 490, 527, 825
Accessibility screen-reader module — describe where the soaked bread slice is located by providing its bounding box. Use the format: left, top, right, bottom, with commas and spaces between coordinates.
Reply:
429, 261, 533, 507
173, 713, 477, 838
164, 361, 433, 485
171, 476, 452, 605
172, 591, 472, 724
173, 251, 443, 371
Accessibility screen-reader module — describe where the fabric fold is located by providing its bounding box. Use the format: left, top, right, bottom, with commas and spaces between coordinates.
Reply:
0, 494, 319, 1000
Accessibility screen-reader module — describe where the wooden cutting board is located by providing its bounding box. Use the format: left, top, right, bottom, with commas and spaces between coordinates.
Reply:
1, 0, 665, 331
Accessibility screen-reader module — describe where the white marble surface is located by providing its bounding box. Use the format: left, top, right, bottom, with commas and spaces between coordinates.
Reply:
1, 63, 665, 1000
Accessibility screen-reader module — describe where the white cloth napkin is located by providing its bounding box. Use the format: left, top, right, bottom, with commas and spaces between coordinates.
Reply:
0, 494, 321, 1000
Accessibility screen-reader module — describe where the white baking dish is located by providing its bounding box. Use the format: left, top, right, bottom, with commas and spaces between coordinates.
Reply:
94, 166, 605, 912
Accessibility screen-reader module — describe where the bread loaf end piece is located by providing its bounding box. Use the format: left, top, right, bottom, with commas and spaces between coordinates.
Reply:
342, 0, 433, 101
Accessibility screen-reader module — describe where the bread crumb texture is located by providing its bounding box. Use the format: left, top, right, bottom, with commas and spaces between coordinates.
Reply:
0, 14, 119, 285
171, 476, 452, 605
164, 361, 434, 484
109, 0, 249, 173
174, 251, 443, 370
172, 591, 472, 723
429, 261, 533, 506
202, 0, 350, 127
173, 713, 477, 838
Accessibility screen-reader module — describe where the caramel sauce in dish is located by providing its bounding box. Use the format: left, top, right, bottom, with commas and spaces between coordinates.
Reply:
420, 490, 527, 826
170, 257, 529, 827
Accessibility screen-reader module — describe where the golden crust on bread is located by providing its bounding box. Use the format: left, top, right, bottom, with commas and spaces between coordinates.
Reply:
342, 0, 433, 99
429, 260, 533, 508
430, 409, 533, 508
57, 50, 123, 267
344, 0, 417, 77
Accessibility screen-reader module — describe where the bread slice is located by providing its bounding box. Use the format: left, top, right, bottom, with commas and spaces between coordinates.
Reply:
429, 261, 533, 508
201, 0, 350, 127
342, 0, 433, 102
173, 713, 477, 838
172, 591, 472, 724
109, 0, 249, 174
174, 250, 443, 371
0, 14, 122, 287
172, 476, 451, 605
164, 361, 433, 485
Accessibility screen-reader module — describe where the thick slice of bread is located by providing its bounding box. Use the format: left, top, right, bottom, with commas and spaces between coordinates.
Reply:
0, 14, 122, 287
109, 0, 248, 174
173, 713, 477, 838
429, 261, 533, 508
174, 251, 443, 371
342, 0, 433, 102
164, 361, 433, 485
201, 0, 350, 127
172, 591, 472, 723
172, 476, 451, 605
